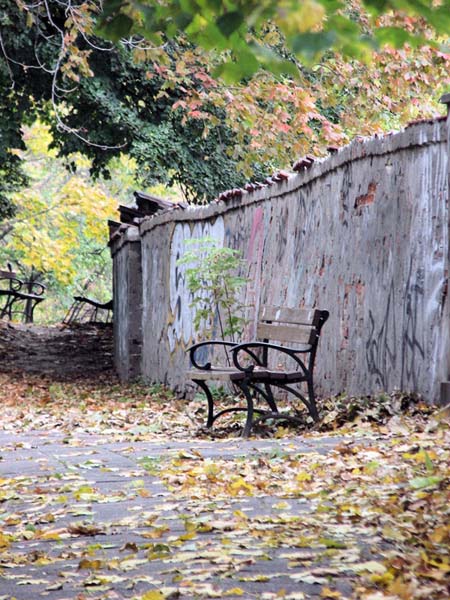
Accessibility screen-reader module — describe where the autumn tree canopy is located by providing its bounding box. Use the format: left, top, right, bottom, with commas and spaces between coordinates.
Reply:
0, 0, 449, 221
0, 0, 250, 219
99, 0, 450, 79
98, 0, 448, 176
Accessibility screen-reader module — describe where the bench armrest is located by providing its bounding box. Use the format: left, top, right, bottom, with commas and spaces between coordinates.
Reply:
0, 276, 23, 292
187, 341, 238, 370
23, 281, 46, 296
73, 296, 113, 309
232, 341, 311, 374
187, 340, 263, 370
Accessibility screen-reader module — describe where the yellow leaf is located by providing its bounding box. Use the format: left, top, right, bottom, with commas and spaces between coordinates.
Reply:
233, 509, 248, 520
273, 501, 290, 510
429, 525, 449, 544
178, 531, 196, 541
228, 478, 254, 496
0, 533, 12, 548
224, 588, 244, 596
38, 532, 62, 541
78, 558, 103, 570
239, 575, 270, 582
370, 571, 395, 585
141, 591, 165, 599
321, 587, 342, 598
34, 557, 53, 566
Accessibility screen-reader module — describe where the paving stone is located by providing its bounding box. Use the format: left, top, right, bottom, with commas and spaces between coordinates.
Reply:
0, 430, 357, 600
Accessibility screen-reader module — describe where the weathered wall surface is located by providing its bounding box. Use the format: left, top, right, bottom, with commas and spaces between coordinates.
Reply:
441, 98, 450, 403
111, 229, 143, 381
115, 117, 450, 402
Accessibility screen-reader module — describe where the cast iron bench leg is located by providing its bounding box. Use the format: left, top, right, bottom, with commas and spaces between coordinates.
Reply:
192, 379, 215, 428
238, 380, 254, 438
307, 378, 319, 422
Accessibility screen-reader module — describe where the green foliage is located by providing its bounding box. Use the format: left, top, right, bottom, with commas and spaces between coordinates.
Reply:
99, 0, 450, 81
51, 41, 245, 202
0, 72, 27, 220
1, 0, 448, 227
177, 237, 248, 341
0, 122, 118, 322
0, 0, 247, 211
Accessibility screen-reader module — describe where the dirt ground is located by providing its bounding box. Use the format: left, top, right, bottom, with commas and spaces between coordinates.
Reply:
0, 321, 114, 380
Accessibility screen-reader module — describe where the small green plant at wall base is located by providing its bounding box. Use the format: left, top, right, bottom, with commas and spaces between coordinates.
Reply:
177, 237, 248, 342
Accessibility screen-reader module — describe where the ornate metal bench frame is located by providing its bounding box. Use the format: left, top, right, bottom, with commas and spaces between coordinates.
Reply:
63, 296, 113, 325
0, 267, 46, 323
187, 305, 329, 437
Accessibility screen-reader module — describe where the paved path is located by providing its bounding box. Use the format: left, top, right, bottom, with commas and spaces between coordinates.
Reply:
0, 325, 375, 599
0, 431, 355, 600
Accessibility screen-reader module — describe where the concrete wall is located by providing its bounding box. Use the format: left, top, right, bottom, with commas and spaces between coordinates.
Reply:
111, 228, 143, 381
112, 115, 450, 403
441, 95, 450, 403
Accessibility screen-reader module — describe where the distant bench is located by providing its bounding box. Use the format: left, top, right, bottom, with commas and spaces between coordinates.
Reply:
0, 267, 46, 323
64, 296, 113, 325
187, 305, 329, 437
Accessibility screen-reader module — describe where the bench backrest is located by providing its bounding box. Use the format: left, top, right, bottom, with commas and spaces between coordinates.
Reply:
1, 269, 46, 295
0, 270, 17, 280
257, 305, 329, 346
0, 270, 21, 292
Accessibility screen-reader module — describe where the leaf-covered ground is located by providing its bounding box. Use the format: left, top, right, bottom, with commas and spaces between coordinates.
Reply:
0, 371, 449, 600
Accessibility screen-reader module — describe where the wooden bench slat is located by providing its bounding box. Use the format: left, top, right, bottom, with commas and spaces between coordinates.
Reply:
186, 368, 245, 381
187, 367, 305, 383
0, 270, 16, 279
260, 305, 318, 325
256, 322, 316, 345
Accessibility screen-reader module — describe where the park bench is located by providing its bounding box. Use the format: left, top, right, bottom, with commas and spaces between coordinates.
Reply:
63, 296, 113, 325
187, 305, 329, 437
0, 267, 46, 323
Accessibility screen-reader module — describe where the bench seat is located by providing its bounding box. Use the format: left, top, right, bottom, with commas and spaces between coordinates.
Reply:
186, 368, 246, 382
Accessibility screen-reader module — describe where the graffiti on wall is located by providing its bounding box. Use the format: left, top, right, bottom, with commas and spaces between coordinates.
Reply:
168, 218, 225, 353
365, 280, 397, 390
365, 262, 426, 391
401, 261, 425, 390
125, 120, 447, 398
